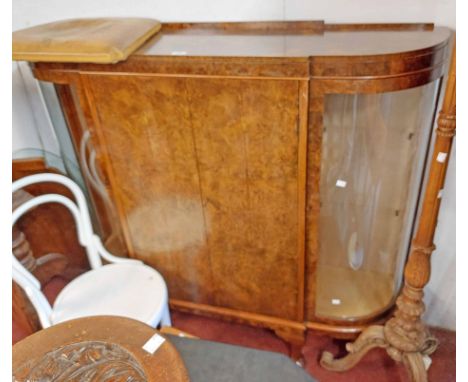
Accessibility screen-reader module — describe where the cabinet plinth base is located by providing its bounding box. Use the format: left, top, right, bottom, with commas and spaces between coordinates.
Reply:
170, 299, 307, 360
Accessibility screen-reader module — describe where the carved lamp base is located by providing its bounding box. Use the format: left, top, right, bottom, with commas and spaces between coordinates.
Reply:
320, 324, 437, 382
320, 285, 439, 382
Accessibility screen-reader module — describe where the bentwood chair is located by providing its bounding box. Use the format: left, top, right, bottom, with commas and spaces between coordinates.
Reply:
12, 173, 171, 329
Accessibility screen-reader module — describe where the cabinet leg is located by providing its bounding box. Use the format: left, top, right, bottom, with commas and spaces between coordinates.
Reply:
273, 327, 306, 361
290, 344, 305, 365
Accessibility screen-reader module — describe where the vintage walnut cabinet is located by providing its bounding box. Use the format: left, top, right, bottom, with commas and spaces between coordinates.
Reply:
28, 21, 451, 351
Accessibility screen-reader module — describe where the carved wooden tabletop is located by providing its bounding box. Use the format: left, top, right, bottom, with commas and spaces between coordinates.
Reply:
12, 316, 189, 382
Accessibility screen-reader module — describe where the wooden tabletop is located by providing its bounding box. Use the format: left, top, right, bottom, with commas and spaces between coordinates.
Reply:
13, 316, 189, 381
136, 24, 451, 57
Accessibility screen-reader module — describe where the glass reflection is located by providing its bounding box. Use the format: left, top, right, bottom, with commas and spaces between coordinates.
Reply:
316, 82, 438, 320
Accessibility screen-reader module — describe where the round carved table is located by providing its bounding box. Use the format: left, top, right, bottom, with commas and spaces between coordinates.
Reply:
13, 316, 189, 381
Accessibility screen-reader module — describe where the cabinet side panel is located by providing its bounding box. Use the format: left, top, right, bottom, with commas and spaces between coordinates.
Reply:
186, 78, 300, 320
84, 75, 215, 304
55, 83, 128, 256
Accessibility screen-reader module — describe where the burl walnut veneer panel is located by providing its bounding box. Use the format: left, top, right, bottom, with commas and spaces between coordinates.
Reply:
85, 74, 301, 320
26, 22, 452, 341
85, 75, 214, 305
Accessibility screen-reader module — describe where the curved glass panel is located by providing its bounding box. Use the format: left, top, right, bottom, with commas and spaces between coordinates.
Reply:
316, 81, 439, 320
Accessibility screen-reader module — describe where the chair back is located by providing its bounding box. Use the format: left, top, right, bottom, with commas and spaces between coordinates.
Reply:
13, 173, 103, 268
12, 173, 143, 328
12, 264, 53, 328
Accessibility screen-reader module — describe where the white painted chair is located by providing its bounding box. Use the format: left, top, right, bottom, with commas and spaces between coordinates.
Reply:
12, 173, 171, 329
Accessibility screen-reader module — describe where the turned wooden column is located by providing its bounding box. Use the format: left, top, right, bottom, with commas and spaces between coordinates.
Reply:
321, 41, 455, 382
384, 42, 456, 359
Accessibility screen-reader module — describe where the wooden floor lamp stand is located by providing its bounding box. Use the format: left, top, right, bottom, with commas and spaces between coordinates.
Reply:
320, 43, 456, 382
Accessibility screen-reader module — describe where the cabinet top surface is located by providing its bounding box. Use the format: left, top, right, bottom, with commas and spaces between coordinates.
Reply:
136, 26, 451, 58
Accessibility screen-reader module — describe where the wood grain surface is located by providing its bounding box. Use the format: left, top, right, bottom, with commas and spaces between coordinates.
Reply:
27, 23, 451, 343
13, 316, 189, 382
84, 74, 302, 320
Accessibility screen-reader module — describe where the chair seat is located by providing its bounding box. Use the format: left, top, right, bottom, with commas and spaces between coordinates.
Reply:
51, 263, 168, 326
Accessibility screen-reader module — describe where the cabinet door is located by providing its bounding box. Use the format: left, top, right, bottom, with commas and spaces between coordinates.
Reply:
82, 74, 302, 320
307, 82, 439, 322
